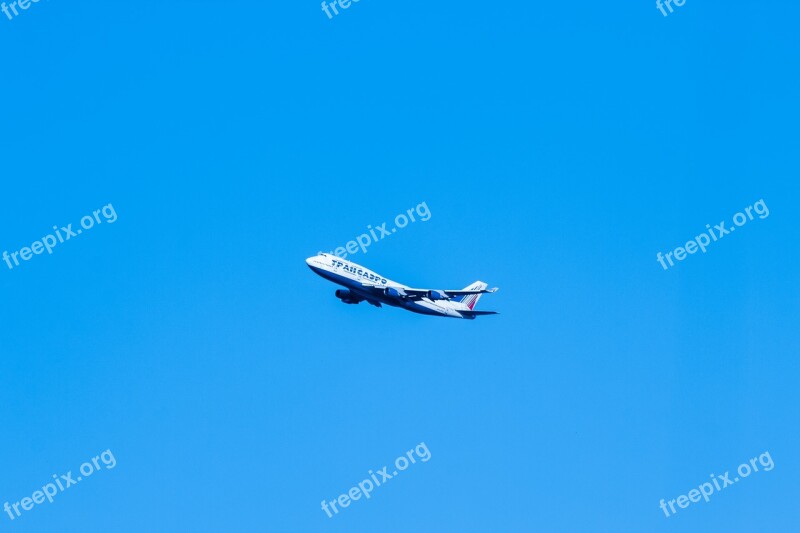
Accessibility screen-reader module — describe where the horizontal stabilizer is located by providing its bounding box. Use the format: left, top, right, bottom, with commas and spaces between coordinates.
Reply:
459, 310, 499, 317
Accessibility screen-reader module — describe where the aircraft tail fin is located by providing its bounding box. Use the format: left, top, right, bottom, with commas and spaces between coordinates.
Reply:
457, 281, 489, 310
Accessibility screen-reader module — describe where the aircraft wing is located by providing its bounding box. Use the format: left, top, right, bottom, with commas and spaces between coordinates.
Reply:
359, 283, 498, 300
430, 287, 499, 296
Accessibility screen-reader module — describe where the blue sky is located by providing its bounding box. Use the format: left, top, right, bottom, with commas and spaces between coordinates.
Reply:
1, 0, 799, 531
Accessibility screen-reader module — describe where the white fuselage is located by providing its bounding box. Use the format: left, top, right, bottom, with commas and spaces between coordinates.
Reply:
306, 253, 473, 318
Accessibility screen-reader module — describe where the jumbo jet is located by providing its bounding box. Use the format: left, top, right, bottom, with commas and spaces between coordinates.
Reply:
306, 253, 499, 319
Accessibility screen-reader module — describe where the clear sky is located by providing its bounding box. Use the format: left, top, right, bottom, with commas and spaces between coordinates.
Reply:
1, 0, 798, 531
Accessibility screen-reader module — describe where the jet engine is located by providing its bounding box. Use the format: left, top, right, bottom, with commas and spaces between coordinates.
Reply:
427, 290, 449, 300
335, 290, 361, 304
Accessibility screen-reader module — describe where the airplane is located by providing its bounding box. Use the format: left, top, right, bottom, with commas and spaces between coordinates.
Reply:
306, 253, 499, 319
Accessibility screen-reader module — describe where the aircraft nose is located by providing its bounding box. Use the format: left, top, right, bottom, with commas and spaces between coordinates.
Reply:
306, 254, 326, 266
